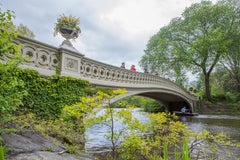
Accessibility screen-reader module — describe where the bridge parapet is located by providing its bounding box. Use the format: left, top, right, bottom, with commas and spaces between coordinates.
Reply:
13, 35, 198, 102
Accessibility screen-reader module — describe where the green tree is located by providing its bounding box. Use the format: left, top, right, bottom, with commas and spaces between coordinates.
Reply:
0, 9, 20, 57
1, 8, 35, 40
0, 8, 25, 131
218, 0, 240, 92
4, 20, 35, 39
140, 0, 239, 101
83, 89, 148, 159
16, 23, 35, 39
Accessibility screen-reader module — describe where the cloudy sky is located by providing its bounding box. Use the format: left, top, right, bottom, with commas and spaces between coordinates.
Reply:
2, 0, 216, 72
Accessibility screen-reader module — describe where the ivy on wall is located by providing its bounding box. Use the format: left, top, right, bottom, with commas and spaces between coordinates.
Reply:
15, 68, 91, 119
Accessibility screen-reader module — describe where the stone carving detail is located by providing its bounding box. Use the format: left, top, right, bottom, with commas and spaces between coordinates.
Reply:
21, 44, 59, 70
37, 49, 50, 67
50, 54, 59, 68
22, 45, 36, 64
65, 57, 78, 72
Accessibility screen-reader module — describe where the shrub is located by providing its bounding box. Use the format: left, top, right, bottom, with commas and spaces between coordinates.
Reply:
211, 84, 226, 100
143, 100, 165, 113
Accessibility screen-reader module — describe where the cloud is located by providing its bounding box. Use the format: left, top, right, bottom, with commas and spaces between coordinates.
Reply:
1, 0, 216, 71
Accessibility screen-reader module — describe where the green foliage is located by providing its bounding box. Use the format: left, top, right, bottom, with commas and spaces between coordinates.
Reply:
1, 60, 91, 136
141, 0, 240, 101
113, 96, 165, 113
1, 8, 35, 39
163, 142, 168, 160
118, 112, 193, 160
182, 138, 189, 160
143, 100, 165, 113
0, 138, 8, 160
160, 141, 191, 160
189, 129, 240, 159
40, 147, 54, 152
16, 23, 35, 39
0, 146, 3, 160
228, 101, 240, 111
211, 84, 226, 100
64, 89, 150, 159
0, 8, 28, 133
68, 91, 239, 159
0, 9, 21, 57
119, 134, 149, 160
62, 89, 132, 159
145, 113, 188, 158
218, 0, 240, 93
14, 69, 90, 119
0, 146, 7, 160
0, 57, 26, 129
66, 145, 78, 154
12, 113, 86, 151
225, 92, 240, 102
121, 112, 220, 160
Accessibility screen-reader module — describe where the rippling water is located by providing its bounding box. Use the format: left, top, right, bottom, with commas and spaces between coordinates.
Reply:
85, 109, 240, 159
182, 114, 240, 142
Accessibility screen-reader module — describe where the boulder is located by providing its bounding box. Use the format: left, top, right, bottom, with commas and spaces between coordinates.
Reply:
2, 131, 94, 160
7, 151, 93, 160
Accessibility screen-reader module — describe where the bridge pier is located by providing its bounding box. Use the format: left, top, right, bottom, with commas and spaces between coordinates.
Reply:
161, 102, 170, 113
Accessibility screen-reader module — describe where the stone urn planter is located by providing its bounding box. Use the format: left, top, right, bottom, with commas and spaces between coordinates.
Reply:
54, 14, 81, 44
59, 27, 79, 40
54, 14, 81, 49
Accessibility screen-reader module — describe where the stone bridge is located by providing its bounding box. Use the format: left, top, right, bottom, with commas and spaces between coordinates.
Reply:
13, 35, 199, 113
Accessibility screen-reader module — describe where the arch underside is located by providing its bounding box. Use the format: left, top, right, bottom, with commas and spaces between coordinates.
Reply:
111, 89, 194, 113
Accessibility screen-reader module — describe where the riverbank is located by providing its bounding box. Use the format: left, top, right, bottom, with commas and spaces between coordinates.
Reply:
3, 107, 240, 160
199, 101, 240, 115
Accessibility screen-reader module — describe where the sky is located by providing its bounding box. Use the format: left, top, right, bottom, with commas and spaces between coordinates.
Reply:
1, 0, 216, 72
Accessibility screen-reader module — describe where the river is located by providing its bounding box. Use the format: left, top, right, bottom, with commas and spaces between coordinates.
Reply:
85, 108, 240, 159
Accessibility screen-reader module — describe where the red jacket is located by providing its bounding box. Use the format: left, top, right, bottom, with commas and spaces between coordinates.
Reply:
130, 66, 136, 72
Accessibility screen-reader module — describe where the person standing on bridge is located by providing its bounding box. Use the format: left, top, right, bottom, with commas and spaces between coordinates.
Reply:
130, 65, 136, 72
120, 62, 125, 69
144, 68, 148, 73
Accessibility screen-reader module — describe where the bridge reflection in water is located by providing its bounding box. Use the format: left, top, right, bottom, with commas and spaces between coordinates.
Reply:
12, 35, 198, 112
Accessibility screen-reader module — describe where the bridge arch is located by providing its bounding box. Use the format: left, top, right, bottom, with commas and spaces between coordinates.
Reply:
110, 89, 195, 113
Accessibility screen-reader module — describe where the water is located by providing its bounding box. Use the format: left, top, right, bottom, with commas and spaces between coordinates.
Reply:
181, 114, 240, 159
181, 115, 240, 143
85, 108, 240, 158
85, 108, 148, 153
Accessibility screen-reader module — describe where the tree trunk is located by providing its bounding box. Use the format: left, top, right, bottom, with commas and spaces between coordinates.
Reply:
204, 73, 211, 101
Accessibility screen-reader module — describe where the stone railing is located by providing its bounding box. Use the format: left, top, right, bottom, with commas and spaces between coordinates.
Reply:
14, 35, 197, 101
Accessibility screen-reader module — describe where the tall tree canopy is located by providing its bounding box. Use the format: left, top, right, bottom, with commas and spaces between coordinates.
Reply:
219, 0, 240, 92
140, 0, 240, 100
